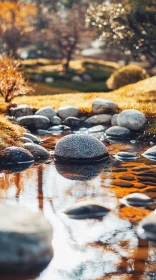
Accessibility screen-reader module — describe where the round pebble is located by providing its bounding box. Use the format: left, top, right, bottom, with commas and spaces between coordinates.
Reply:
117, 109, 147, 131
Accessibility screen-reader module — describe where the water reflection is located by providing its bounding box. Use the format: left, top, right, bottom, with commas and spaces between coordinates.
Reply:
0, 136, 155, 279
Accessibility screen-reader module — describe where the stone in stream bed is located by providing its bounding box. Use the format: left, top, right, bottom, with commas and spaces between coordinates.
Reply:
117, 109, 147, 131
9, 104, 33, 118
17, 116, 50, 131
85, 114, 112, 126
20, 137, 33, 144
137, 211, 156, 241
0, 204, 53, 272
88, 125, 108, 134
54, 134, 109, 163
35, 106, 56, 122
111, 114, 119, 126
120, 193, 155, 208
0, 147, 34, 168
23, 133, 42, 144
57, 106, 79, 120
24, 143, 50, 164
114, 152, 139, 161
105, 126, 131, 139
64, 201, 110, 219
92, 99, 118, 114
56, 161, 110, 181
63, 117, 82, 128
50, 116, 62, 126
142, 145, 156, 161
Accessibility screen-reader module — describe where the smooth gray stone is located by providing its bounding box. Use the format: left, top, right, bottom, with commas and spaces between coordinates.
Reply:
20, 137, 33, 143
57, 106, 79, 120
117, 109, 147, 131
92, 98, 118, 114
23, 133, 41, 144
85, 114, 112, 126
35, 107, 56, 122
9, 105, 33, 118
114, 151, 138, 160
111, 114, 119, 126
64, 117, 82, 128
142, 145, 156, 161
24, 143, 50, 163
105, 126, 131, 138
120, 193, 154, 207
0, 204, 53, 272
64, 201, 110, 219
0, 147, 34, 166
50, 116, 62, 125
137, 211, 156, 241
17, 116, 50, 130
54, 134, 109, 162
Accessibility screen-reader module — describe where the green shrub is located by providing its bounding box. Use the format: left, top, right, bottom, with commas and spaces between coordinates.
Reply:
106, 65, 148, 90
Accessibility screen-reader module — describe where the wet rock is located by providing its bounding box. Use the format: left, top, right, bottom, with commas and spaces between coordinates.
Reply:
117, 109, 147, 131
9, 105, 33, 118
56, 161, 110, 181
137, 211, 156, 241
35, 107, 56, 122
88, 125, 108, 134
17, 116, 50, 131
36, 129, 51, 135
142, 145, 156, 161
64, 200, 110, 219
92, 99, 118, 114
105, 126, 131, 138
54, 134, 109, 163
114, 152, 138, 161
20, 137, 33, 144
64, 117, 82, 128
24, 143, 50, 163
120, 193, 154, 207
23, 133, 41, 144
57, 106, 79, 120
50, 116, 62, 126
0, 204, 53, 272
0, 147, 34, 167
85, 114, 112, 126
48, 125, 64, 135
111, 114, 119, 126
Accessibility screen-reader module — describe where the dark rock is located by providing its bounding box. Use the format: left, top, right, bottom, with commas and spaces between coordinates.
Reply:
120, 193, 154, 207
63, 117, 82, 128
17, 116, 50, 131
0, 147, 34, 167
9, 105, 33, 118
64, 200, 110, 219
24, 143, 50, 163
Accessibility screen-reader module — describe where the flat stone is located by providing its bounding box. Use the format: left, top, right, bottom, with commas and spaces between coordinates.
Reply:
113, 181, 133, 188
64, 117, 82, 128
64, 200, 110, 219
120, 193, 154, 207
0, 204, 53, 272
20, 137, 33, 143
111, 114, 119, 126
137, 211, 156, 241
0, 147, 34, 166
114, 152, 138, 161
9, 105, 33, 118
17, 116, 50, 131
23, 133, 41, 144
117, 109, 147, 131
119, 176, 134, 181
85, 114, 112, 126
50, 116, 62, 125
92, 99, 118, 114
24, 143, 50, 163
54, 134, 109, 163
142, 145, 156, 161
35, 107, 56, 122
57, 106, 79, 120
105, 126, 131, 138
88, 125, 108, 134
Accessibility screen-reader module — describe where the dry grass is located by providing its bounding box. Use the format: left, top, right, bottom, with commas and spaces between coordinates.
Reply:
0, 117, 24, 152
13, 76, 156, 118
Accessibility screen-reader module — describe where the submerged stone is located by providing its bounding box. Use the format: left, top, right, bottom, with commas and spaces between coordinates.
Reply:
120, 193, 154, 207
105, 126, 131, 138
64, 200, 110, 219
137, 211, 156, 241
142, 145, 156, 161
54, 134, 109, 163
117, 109, 147, 131
0, 204, 53, 272
114, 152, 138, 161
24, 143, 50, 163
17, 116, 50, 130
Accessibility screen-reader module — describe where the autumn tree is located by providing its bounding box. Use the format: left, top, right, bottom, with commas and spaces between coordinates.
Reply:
86, 0, 156, 65
0, 1, 36, 57
0, 55, 33, 103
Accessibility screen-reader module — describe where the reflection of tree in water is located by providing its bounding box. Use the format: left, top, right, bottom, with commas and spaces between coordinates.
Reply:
37, 165, 43, 211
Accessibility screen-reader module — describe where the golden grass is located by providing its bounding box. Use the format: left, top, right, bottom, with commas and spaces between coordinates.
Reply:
13, 76, 156, 118
0, 117, 24, 151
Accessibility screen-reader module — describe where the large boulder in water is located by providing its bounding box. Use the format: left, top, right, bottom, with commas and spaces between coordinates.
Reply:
117, 109, 147, 131
54, 134, 109, 163
0, 204, 53, 272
